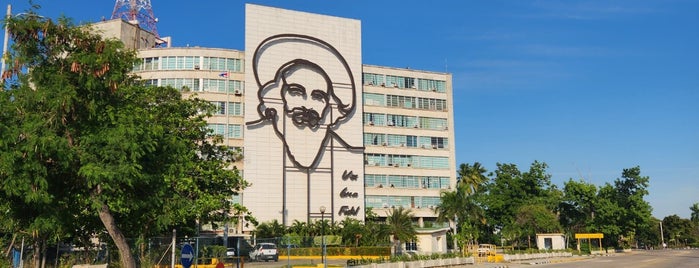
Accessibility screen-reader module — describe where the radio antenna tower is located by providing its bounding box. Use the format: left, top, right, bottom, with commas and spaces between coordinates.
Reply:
111, 0, 159, 37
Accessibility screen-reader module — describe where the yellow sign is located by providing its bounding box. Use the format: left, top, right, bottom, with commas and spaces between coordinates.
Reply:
575, 233, 604, 239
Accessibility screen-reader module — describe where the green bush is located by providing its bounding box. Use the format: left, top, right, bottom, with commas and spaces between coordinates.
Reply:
278, 246, 390, 256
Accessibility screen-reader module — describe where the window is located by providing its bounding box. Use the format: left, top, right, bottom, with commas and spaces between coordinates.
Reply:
386, 95, 416, 109
431, 137, 447, 148
362, 73, 384, 86
208, 124, 242, 138
364, 113, 386, 126
406, 136, 417, 147
419, 117, 448, 130
212, 101, 226, 115
387, 155, 413, 167
367, 175, 448, 190
417, 98, 447, 111
161, 78, 199, 91
387, 114, 418, 128
141, 79, 157, 86
204, 57, 242, 72
202, 79, 243, 93
136, 57, 159, 71
364, 133, 386, 146
365, 174, 387, 187
207, 124, 226, 137
385, 75, 405, 88
417, 78, 446, 93
404, 77, 415, 89
417, 156, 449, 169
161, 56, 200, 70
405, 241, 417, 251
227, 102, 243, 116
386, 134, 404, 147
365, 154, 386, 167
228, 125, 242, 138
363, 93, 385, 106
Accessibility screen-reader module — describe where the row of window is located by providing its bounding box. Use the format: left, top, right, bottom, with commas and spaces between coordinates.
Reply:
211, 102, 244, 116
364, 133, 447, 149
364, 113, 448, 130
365, 174, 449, 189
366, 195, 442, 210
363, 73, 446, 93
134, 56, 243, 72
364, 93, 447, 111
365, 153, 449, 169
144, 78, 244, 94
208, 124, 243, 139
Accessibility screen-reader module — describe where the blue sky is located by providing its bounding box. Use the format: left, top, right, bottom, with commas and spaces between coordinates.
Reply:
4, 0, 697, 219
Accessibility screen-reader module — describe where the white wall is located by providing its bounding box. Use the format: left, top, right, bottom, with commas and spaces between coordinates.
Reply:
243, 4, 364, 228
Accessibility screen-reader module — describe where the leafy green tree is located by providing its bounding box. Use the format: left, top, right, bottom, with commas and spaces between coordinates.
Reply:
385, 207, 416, 255
361, 208, 390, 247
515, 204, 562, 248
0, 10, 246, 268
592, 167, 652, 248
338, 217, 364, 246
483, 161, 560, 247
559, 179, 598, 234
662, 215, 694, 247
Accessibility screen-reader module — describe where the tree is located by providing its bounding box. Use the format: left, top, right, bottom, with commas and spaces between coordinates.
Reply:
559, 179, 598, 234
385, 207, 416, 255
662, 215, 694, 248
362, 208, 390, 247
691, 203, 699, 225
436, 162, 487, 251
338, 217, 364, 246
255, 220, 286, 239
591, 167, 652, 248
0, 10, 246, 268
457, 162, 488, 195
483, 161, 560, 246
515, 204, 562, 248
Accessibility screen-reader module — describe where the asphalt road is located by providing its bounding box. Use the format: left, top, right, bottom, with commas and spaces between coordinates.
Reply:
506, 249, 699, 268
220, 249, 699, 268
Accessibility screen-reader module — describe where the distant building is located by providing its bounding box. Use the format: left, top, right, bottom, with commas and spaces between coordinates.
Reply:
93, 3, 456, 254
536, 233, 566, 250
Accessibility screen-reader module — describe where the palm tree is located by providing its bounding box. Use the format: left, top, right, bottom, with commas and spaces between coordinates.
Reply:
385, 207, 416, 255
690, 203, 699, 224
457, 162, 488, 195
288, 220, 309, 236
436, 162, 488, 252
255, 219, 286, 238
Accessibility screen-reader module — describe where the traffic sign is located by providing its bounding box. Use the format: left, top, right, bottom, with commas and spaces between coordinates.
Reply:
181, 244, 194, 268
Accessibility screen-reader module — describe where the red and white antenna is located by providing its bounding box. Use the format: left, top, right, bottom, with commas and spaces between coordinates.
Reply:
111, 0, 159, 37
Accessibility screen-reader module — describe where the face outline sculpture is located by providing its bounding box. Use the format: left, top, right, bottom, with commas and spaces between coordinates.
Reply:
246, 34, 359, 170
280, 60, 331, 131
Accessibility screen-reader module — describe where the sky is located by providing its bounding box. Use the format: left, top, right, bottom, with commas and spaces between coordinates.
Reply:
3, 0, 697, 219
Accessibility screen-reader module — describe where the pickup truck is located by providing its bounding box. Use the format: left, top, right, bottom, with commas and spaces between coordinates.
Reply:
249, 243, 278, 262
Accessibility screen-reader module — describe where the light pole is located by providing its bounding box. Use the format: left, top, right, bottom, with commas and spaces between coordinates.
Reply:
660, 221, 665, 249
320, 206, 327, 268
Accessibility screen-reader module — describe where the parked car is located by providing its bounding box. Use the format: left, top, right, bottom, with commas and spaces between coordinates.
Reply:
249, 243, 278, 262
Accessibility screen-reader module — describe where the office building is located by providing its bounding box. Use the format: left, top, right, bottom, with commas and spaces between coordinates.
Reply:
94, 3, 455, 252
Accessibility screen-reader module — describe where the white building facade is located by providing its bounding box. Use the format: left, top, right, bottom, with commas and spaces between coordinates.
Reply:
102, 4, 456, 239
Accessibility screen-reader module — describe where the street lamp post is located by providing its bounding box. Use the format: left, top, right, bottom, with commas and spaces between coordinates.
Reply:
320, 206, 327, 268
